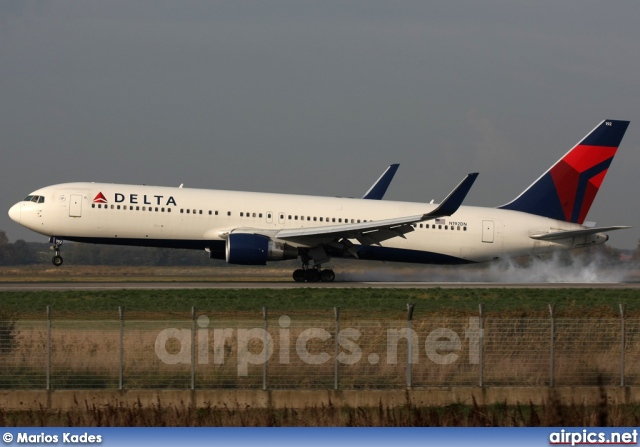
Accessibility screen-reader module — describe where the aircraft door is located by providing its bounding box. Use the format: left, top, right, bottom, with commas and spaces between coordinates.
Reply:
266, 211, 273, 224
69, 195, 83, 217
278, 212, 285, 224
482, 220, 494, 243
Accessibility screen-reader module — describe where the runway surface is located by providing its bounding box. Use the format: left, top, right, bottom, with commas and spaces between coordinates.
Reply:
1, 281, 640, 291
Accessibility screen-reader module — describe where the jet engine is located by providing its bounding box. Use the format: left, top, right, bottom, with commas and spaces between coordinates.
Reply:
225, 233, 298, 265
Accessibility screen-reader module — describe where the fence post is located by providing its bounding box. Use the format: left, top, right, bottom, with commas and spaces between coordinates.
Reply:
479, 303, 484, 387
406, 303, 415, 389
46, 305, 51, 391
263, 307, 268, 391
549, 304, 555, 387
191, 306, 196, 391
119, 306, 124, 390
620, 303, 626, 387
334, 307, 340, 391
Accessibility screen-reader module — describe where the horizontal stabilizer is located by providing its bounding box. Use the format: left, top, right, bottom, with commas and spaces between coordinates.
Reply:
529, 226, 630, 241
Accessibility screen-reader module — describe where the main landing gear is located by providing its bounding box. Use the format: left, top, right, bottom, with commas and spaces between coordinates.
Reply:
292, 265, 335, 283
50, 237, 63, 267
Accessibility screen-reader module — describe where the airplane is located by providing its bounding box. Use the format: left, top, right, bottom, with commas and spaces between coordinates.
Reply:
7, 119, 630, 282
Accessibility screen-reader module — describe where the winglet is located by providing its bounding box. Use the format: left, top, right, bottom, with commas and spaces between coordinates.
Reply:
362, 164, 400, 200
423, 173, 478, 218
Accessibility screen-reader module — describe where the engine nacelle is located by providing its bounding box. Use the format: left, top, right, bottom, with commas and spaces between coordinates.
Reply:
225, 233, 298, 265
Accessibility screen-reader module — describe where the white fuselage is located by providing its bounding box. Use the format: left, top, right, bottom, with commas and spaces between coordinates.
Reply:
8, 182, 602, 264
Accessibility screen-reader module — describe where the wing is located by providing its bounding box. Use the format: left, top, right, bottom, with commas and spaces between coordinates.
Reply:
276, 173, 478, 247
362, 164, 400, 200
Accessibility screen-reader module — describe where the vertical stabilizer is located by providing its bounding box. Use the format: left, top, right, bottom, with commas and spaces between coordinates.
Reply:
500, 120, 629, 223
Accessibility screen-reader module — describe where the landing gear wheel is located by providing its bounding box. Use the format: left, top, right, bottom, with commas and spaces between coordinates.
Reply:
320, 269, 335, 282
49, 238, 64, 267
304, 269, 321, 282
293, 269, 306, 282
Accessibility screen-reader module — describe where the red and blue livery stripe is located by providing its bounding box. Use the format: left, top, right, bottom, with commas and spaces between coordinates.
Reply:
500, 120, 629, 224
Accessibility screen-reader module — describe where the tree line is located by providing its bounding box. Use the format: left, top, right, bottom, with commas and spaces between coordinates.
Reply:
0, 230, 213, 266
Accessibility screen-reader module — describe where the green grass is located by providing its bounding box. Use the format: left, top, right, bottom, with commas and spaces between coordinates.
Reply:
1, 288, 640, 320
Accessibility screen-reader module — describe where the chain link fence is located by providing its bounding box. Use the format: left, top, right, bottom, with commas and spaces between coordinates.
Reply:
1, 304, 637, 390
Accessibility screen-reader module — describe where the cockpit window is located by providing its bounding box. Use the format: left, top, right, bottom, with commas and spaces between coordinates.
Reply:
22, 195, 44, 203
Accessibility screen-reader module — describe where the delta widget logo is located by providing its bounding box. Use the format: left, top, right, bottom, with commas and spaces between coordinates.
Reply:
93, 192, 108, 204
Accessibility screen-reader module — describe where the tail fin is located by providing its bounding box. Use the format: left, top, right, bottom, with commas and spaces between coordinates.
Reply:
499, 120, 630, 223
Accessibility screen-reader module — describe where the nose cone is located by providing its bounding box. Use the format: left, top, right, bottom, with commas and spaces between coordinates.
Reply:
8, 203, 21, 224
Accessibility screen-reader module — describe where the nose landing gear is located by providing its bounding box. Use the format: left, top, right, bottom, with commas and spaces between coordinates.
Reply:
50, 237, 63, 267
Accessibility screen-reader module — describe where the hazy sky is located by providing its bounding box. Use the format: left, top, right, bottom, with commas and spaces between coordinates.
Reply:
2, 1, 639, 248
